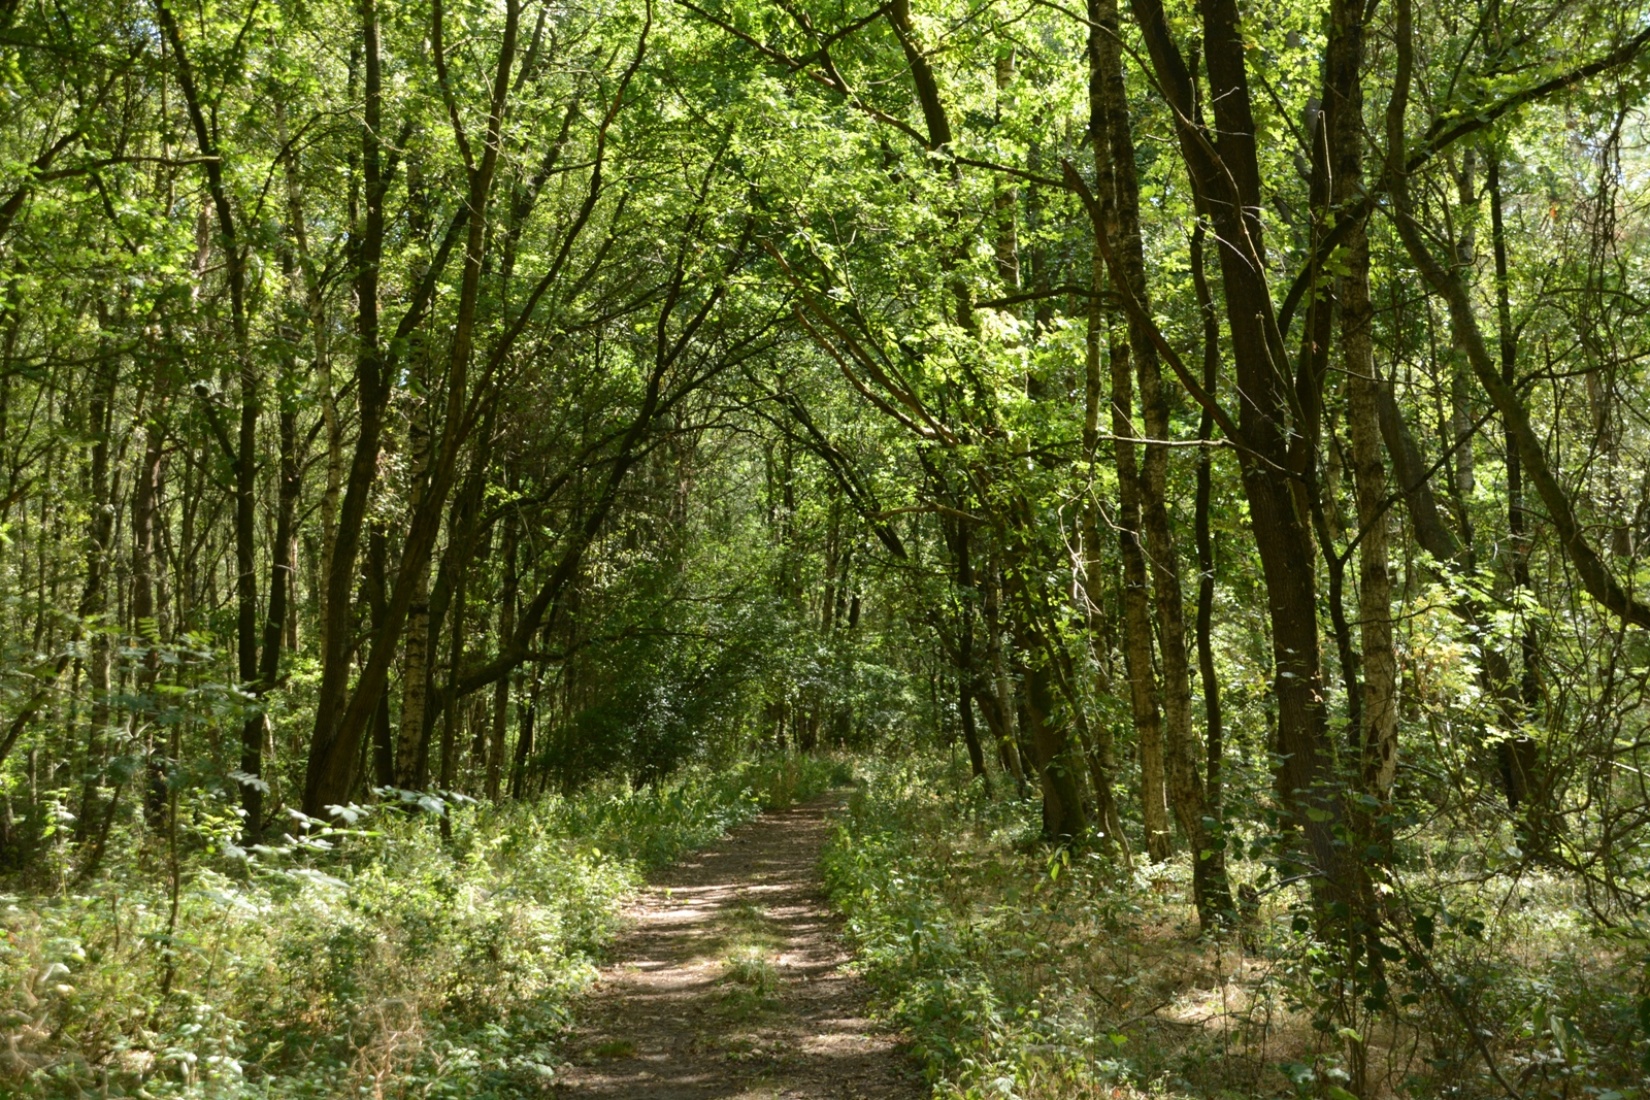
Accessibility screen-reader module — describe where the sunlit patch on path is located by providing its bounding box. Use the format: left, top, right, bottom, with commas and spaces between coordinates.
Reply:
553, 796, 920, 1099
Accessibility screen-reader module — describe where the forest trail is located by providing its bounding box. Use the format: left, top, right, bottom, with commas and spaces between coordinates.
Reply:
552, 794, 920, 1099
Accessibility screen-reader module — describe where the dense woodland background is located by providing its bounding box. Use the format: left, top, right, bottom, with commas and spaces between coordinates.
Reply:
3, 0, 1650, 1095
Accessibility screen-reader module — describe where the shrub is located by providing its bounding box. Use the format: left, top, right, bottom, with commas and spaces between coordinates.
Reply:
823, 755, 1650, 1100
0, 755, 839, 1098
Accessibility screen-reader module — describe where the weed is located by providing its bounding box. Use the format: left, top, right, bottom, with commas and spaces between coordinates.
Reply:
724, 943, 780, 995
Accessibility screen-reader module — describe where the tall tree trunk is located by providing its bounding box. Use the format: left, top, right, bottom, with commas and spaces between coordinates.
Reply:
1089, 0, 1169, 860
978, 553, 1026, 793
1011, 634, 1088, 840
304, 0, 396, 813
1325, 5, 1393, 1085
1071, 23, 1125, 860
231, 332, 262, 839
75, 362, 116, 843
1094, 0, 1220, 905
487, 506, 518, 800
1488, 151, 1547, 848
1189, 215, 1232, 920
1328, 0, 1398, 822
245, 397, 300, 838
992, 48, 1020, 290
1447, 150, 1477, 550
1001, 491, 1088, 840
438, 568, 468, 814
158, 0, 269, 839
366, 524, 395, 789
396, 403, 434, 791
133, 404, 168, 829
1123, 0, 1349, 910
510, 673, 539, 800
952, 519, 991, 790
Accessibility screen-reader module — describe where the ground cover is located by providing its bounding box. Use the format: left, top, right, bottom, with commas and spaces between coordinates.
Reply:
824, 757, 1650, 1100
1, 755, 844, 1098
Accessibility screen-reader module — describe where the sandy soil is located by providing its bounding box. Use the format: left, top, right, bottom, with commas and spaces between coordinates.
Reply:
552, 794, 922, 1099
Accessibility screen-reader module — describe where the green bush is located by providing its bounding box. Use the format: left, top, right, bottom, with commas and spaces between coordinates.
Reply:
823, 756, 1650, 1100
823, 757, 1154, 1099
0, 755, 841, 1098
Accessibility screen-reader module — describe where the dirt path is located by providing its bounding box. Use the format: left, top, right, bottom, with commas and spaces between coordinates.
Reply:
552, 795, 921, 1100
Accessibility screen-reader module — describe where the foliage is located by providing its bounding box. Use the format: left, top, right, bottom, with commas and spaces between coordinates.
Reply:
825, 755, 1650, 1100
0, 755, 836, 1098
3, 0, 1650, 1095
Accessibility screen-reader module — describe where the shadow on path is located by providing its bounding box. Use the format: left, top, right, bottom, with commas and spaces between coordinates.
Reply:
552, 795, 921, 1099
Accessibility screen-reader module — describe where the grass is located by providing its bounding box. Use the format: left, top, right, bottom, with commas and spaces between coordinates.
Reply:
717, 900, 783, 1020
725, 943, 780, 989
723, 944, 781, 998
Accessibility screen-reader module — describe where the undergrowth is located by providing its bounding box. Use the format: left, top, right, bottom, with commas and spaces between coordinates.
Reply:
1, 752, 846, 1098
824, 756, 1650, 1100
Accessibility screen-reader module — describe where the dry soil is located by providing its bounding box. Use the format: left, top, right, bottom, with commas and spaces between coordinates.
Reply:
552, 794, 923, 1100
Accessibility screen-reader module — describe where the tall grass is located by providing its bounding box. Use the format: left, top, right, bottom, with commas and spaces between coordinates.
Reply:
1, 753, 846, 1098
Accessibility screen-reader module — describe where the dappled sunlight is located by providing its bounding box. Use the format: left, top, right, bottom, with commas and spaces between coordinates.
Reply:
554, 796, 918, 1098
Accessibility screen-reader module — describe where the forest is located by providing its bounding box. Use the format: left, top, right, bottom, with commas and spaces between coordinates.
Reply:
2, 0, 1650, 1096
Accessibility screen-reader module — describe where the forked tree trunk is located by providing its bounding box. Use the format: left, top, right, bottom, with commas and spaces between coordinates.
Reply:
1124, 0, 1352, 914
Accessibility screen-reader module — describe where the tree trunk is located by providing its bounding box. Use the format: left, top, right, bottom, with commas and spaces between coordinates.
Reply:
158, 0, 269, 842
366, 525, 395, 789
1488, 151, 1548, 849
1125, 0, 1349, 908
1109, 342, 1171, 862
305, 0, 395, 813
487, 506, 518, 800
1014, 640, 1088, 841
1093, 0, 1218, 897
133, 406, 167, 829
438, 568, 468, 817
1328, 0, 1399, 819
1189, 215, 1233, 922
981, 555, 1028, 794
246, 398, 300, 835
75, 363, 116, 844
396, 406, 434, 791
510, 674, 539, 801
